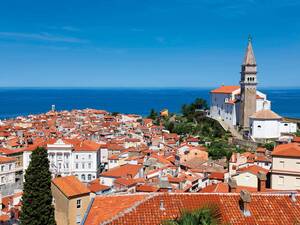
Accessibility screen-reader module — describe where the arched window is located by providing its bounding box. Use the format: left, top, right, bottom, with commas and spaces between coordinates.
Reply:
81, 174, 85, 181
88, 174, 92, 181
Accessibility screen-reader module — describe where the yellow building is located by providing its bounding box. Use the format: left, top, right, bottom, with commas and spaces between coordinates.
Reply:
51, 176, 91, 225
160, 109, 169, 117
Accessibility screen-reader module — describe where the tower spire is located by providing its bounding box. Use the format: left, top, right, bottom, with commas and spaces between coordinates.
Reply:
243, 35, 256, 65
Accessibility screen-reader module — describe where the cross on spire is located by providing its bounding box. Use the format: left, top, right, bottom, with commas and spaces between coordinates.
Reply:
248, 34, 252, 43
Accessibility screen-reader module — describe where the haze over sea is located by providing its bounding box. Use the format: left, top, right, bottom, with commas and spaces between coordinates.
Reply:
0, 88, 299, 119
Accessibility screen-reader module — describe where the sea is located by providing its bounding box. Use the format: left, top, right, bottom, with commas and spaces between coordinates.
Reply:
0, 88, 299, 119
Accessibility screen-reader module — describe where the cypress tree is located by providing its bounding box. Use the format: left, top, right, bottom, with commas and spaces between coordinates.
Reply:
20, 147, 56, 225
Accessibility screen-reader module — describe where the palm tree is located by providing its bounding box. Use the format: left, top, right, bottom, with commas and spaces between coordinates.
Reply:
164, 204, 222, 225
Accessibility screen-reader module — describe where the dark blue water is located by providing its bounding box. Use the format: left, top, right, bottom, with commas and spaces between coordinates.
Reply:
0, 88, 299, 119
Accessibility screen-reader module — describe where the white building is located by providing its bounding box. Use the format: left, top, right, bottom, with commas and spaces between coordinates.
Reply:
250, 110, 297, 140
0, 156, 16, 190
210, 86, 270, 127
210, 38, 296, 140
23, 139, 102, 182
271, 143, 300, 190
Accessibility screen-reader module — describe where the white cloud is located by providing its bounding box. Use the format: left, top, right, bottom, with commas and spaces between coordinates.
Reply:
0, 32, 87, 43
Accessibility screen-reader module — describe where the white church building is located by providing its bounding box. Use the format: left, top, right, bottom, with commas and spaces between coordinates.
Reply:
210, 37, 297, 141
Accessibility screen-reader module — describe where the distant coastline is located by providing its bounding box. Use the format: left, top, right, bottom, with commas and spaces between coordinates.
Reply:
0, 87, 299, 120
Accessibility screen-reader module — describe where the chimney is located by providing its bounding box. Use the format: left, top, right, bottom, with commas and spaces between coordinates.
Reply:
240, 190, 251, 217
160, 200, 165, 211
257, 171, 267, 192
228, 177, 237, 193
290, 192, 297, 202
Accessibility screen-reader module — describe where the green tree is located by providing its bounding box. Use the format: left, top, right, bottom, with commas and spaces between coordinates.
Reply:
148, 108, 158, 120
20, 147, 56, 225
164, 204, 221, 225
264, 142, 275, 151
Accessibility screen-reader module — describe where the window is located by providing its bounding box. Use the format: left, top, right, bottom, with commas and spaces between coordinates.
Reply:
76, 215, 81, 224
278, 176, 284, 185
57, 154, 62, 160
76, 199, 81, 208
88, 174, 92, 180
1, 176, 4, 183
1, 165, 4, 171
81, 174, 85, 181
88, 154, 91, 159
279, 160, 285, 169
9, 164, 12, 170
88, 163, 91, 169
257, 125, 261, 128
76, 155, 79, 159
65, 163, 69, 169
75, 163, 79, 169
284, 123, 288, 126
82, 163, 85, 169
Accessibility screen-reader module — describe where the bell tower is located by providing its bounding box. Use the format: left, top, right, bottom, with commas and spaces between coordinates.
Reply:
239, 36, 257, 130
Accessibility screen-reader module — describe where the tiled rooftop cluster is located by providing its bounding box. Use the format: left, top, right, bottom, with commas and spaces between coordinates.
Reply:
0, 108, 299, 224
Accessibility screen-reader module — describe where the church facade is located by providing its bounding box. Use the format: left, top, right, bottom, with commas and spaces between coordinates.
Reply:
210, 38, 296, 140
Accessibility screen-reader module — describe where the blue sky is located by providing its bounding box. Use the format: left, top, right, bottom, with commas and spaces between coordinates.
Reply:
0, 0, 300, 87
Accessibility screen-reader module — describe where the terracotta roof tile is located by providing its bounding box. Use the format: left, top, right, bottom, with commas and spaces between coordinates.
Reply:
84, 193, 300, 225
272, 143, 300, 158
100, 164, 142, 178
210, 86, 240, 94
52, 176, 90, 198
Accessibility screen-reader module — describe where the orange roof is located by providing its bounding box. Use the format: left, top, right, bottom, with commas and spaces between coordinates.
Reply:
136, 184, 159, 192
100, 164, 142, 178
114, 178, 137, 187
209, 172, 225, 180
85, 193, 300, 225
237, 165, 269, 175
52, 176, 90, 198
210, 86, 240, 94
272, 143, 300, 158
201, 183, 258, 193
0, 215, 9, 222
0, 156, 16, 164
84, 194, 147, 225
293, 136, 300, 143
256, 147, 266, 153
88, 179, 110, 193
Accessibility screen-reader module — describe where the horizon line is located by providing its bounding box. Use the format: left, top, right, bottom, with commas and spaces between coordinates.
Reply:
0, 86, 299, 89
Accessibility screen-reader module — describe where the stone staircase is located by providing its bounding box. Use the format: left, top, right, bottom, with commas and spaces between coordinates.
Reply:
208, 116, 243, 140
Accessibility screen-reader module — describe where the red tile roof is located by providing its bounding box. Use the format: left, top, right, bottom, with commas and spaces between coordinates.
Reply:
88, 179, 110, 193
210, 86, 240, 94
0, 156, 16, 164
209, 172, 225, 180
136, 184, 159, 192
100, 164, 142, 178
293, 136, 300, 143
237, 165, 269, 175
84, 194, 148, 225
272, 143, 300, 158
52, 176, 90, 198
114, 178, 137, 187
201, 183, 258, 193
84, 193, 300, 225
